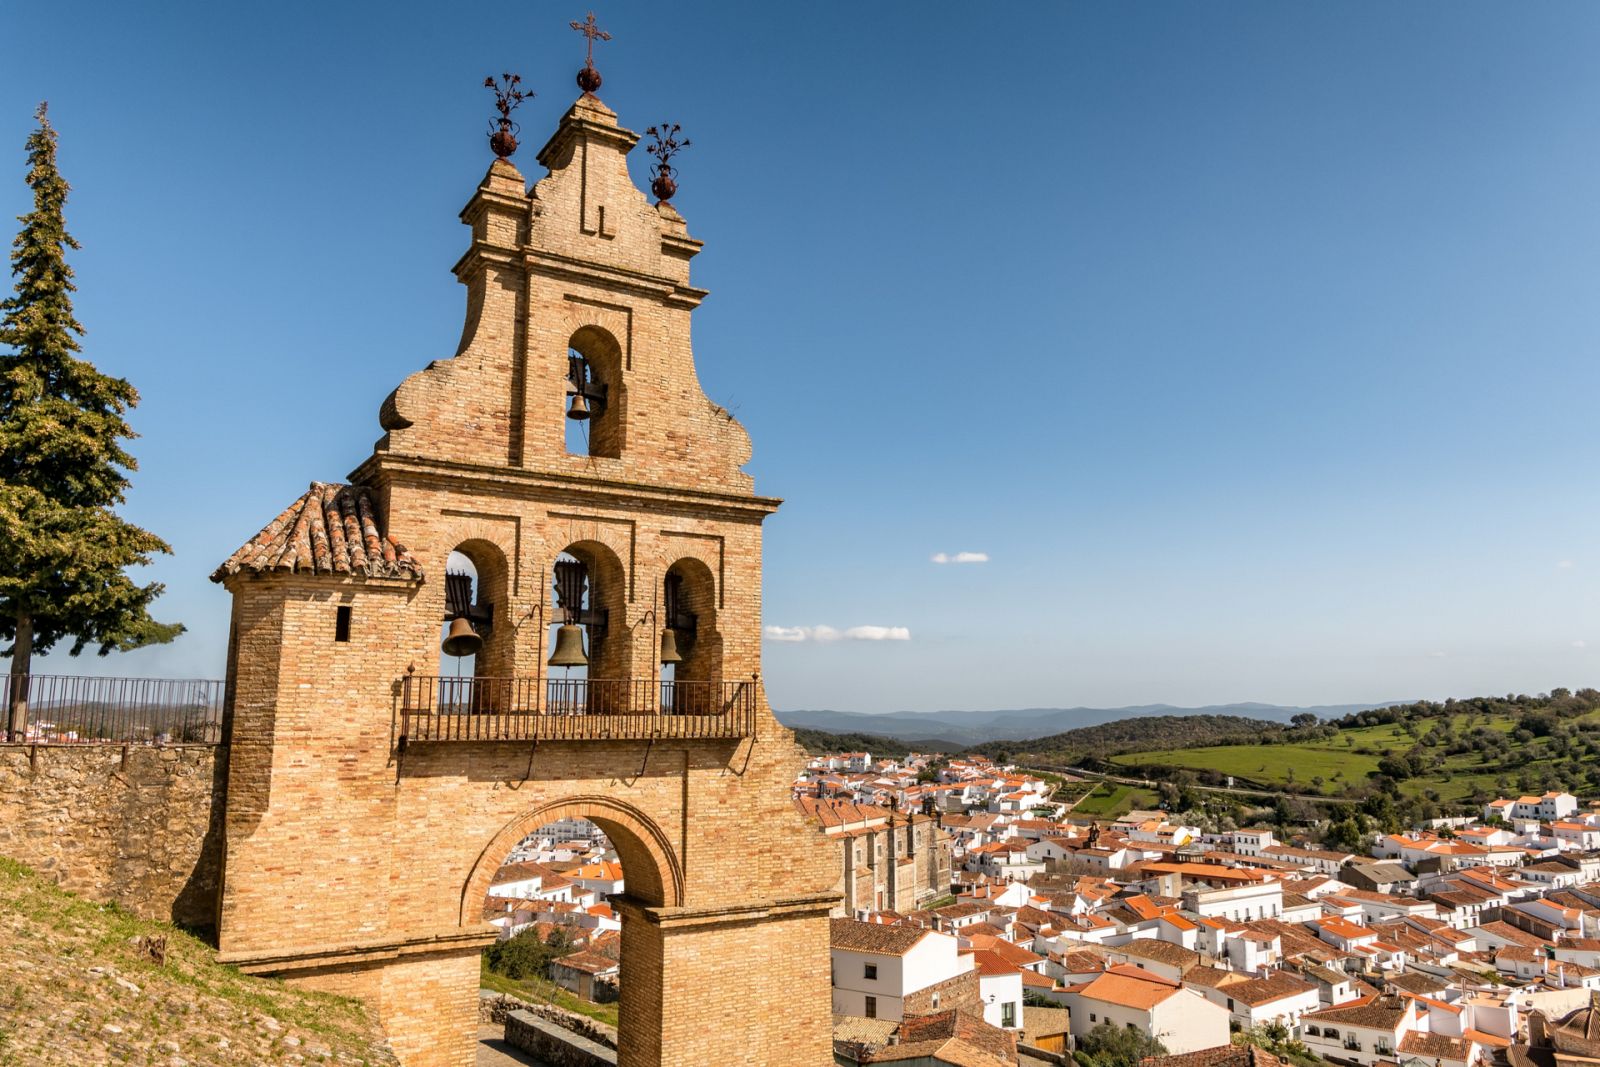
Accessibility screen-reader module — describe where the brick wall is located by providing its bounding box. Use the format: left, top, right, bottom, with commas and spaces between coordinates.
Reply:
0, 743, 226, 930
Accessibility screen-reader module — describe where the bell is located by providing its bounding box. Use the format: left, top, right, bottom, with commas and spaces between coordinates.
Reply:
566, 391, 590, 421
659, 628, 682, 665
548, 623, 588, 667
441, 616, 483, 658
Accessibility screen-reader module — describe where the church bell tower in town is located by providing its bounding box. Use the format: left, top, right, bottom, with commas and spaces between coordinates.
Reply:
210, 28, 838, 1067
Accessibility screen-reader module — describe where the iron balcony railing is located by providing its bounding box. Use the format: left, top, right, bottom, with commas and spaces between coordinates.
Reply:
3, 674, 226, 745
398, 675, 756, 742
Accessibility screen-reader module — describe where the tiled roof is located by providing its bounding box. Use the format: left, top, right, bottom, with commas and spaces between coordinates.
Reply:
1225, 971, 1317, 1006
1143, 1045, 1288, 1067
830, 917, 931, 956
1304, 994, 1408, 1030
212, 481, 421, 582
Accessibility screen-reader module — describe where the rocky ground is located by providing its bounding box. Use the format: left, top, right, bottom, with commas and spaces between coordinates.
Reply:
0, 856, 398, 1066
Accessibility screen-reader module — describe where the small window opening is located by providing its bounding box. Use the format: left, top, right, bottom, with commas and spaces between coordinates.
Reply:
335, 605, 352, 643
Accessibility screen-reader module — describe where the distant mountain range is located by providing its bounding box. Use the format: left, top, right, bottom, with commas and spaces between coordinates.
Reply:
773, 702, 1400, 746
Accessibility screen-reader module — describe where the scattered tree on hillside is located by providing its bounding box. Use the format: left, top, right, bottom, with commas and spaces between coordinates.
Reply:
0, 103, 182, 738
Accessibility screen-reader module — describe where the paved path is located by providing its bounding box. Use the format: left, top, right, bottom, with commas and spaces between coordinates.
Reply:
477, 1024, 551, 1067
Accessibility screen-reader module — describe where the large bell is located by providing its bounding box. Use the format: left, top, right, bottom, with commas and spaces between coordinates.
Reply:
566, 391, 590, 421
441, 616, 483, 658
548, 623, 588, 667
659, 628, 683, 665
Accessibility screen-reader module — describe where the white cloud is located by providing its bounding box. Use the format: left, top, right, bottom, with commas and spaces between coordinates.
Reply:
1573, 640, 1588, 649
932, 551, 989, 565
764, 624, 911, 644
1558, 560, 1576, 570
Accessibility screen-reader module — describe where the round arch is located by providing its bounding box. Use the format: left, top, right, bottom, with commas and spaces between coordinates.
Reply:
458, 795, 684, 925
566, 324, 626, 459
664, 555, 721, 689
549, 538, 632, 682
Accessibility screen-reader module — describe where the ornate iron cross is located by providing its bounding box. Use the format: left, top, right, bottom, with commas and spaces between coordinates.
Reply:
570, 12, 611, 68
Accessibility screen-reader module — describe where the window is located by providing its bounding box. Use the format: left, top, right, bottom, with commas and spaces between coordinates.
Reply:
1002, 1003, 1017, 1028
335, 605, 352, 643
931, 993, 940, 1009
1305, 1026, 1321, 1037
1323, 1029, 1339, 1040
1089, 1014, 1097, 1023
864, 996, 877, 1020
863, 963, 877, 980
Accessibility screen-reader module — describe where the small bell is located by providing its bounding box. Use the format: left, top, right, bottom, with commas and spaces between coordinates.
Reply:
441, 616, 483, 658
659, 628, 682, 665
548, 623, 589, 667
566, 391, 591, 421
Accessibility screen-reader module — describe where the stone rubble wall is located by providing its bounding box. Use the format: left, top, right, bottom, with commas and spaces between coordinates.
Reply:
505, 1009, 617, 1067
479, 991, 618, 1049
0, 744, 226, 930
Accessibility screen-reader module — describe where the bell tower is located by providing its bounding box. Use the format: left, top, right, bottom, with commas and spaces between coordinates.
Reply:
211, 48, 837, 1067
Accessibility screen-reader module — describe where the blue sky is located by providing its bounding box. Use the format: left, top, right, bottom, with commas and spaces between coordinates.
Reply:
5, 2, 1600, 714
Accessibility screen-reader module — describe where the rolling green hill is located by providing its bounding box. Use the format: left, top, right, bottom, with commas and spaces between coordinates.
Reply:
1109, 694, 1600, 810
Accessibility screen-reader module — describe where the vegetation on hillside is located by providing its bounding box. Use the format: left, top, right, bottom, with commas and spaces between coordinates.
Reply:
0, 856, 395, 1065
790, 727, 962, 757
1091, 689, 1600, 835
967, 714, 1281, 765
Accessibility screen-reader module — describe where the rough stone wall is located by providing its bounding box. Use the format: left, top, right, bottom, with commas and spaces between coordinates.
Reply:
0, 744, 225, 930
506, 1011, 617, 1067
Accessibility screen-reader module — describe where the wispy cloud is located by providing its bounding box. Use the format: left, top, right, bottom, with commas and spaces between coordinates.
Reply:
765, 624, 911, 643
1573, 640, 1588, 649
1558, 560, 1576, 570
931, 551, 989, 565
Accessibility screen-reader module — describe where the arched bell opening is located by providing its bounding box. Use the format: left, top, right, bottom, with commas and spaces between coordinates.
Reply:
661, 557, 721, 715
438, 540, 513, 684
546, 540, 632, 713
562, 326, 625, 459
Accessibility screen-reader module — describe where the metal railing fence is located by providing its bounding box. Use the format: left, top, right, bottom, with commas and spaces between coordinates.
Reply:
3, 674, 225, 745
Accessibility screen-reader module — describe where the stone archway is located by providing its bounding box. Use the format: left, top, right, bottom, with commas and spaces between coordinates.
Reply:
462, 795, 689, 1067
459, 794, 683, 923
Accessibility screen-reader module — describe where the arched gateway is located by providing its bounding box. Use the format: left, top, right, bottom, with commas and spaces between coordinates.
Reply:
208, 77, 837, 1067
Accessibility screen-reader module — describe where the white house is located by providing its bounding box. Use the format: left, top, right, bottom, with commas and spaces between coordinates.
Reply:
1301, 995, 1416, 1066
1198, 971, 1322, 1033
830, 919, 972, 1022
1060, 964, 1230, 1054
971, 950, 1025, 1031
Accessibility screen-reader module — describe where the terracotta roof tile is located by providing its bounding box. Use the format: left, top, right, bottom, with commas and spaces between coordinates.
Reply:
212, 481, 421, 582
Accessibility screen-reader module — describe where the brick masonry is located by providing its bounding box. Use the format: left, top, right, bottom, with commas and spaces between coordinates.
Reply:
0, 744, 225, 931
210, 88, 839, 1066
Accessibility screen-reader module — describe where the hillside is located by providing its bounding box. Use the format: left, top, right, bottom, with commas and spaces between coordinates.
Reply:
1107, 690, 1600, 812
775, 702, 1392, 744
964, 714, 1279, 764
0, 856, 397, 1066
789, 727, 963, 757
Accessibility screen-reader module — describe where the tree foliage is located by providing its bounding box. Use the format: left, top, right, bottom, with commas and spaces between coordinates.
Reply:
1074, 1022, 1166, 1067
484, 925, 575, 981
0, 103, 181, 711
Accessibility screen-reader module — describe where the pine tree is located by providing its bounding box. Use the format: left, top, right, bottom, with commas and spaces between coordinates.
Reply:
0, 103, 182, 738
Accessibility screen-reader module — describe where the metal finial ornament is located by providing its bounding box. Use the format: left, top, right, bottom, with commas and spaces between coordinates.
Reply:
570, 12, 612, 93
485, 72, 534, 159
644, 123, 690, 202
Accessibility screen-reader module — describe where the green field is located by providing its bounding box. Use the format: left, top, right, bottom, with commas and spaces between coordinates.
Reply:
1108, 710, 1599, 805
1072, 782, 1159, 816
